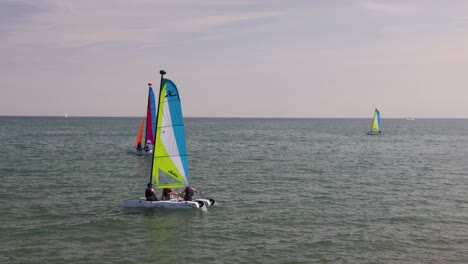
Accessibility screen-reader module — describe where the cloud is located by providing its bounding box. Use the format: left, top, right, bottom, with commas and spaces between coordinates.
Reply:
1, 0, 284, 48
359, 1, 416, 16
187, 11, 281, 30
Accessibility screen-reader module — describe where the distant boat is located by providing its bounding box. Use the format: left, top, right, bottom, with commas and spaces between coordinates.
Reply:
406, 118, 415, 121
366, 108, 383, 135
127, 83, 156, 156
65, 113, 68, 118
123, 70, 215, 210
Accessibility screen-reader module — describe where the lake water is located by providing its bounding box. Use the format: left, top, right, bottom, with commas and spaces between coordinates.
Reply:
1, 117, 467, 263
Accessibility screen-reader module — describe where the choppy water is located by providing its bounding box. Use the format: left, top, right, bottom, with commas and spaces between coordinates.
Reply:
1, 116, 468, 263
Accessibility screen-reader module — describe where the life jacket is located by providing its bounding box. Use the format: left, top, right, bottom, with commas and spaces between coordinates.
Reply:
145, 188, 157, 201
184, 187, 194, 201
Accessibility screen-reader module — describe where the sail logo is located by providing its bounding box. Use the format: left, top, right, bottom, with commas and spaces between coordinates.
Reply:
166, 90, 177, 97
168, 170, 179, 179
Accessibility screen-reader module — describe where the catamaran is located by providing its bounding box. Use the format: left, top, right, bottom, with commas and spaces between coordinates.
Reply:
123, 70, 215, 210
366, 108, 383, 135
127, 83, 156, 156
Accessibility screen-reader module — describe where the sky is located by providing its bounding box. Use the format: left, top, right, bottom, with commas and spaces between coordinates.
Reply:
1, 0, 468, 118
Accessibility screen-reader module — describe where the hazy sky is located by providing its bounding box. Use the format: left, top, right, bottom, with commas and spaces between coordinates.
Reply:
1, 0, 468, 118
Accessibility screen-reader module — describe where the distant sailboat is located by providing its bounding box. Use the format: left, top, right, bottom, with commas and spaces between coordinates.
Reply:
123, 70, 215, 210
65, 113, 68, 118
127, 83, 156, 156
366, 108, 383, 135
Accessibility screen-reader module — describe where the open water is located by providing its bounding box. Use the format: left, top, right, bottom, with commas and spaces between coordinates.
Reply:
1, 116, 468, 264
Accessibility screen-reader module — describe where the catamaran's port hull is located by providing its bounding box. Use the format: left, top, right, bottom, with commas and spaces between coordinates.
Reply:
123, 198, 207, 211
126, 149, 153, 156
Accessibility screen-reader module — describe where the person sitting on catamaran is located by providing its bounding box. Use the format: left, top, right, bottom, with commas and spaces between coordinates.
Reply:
179, 185, 198, 201
145, 183, 158, 201
161, 187, 176, 200
143, 145, 150, 152
136, 142, 143, 152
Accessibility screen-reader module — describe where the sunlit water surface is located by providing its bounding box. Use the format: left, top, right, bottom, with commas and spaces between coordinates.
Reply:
1, 117, 467, 263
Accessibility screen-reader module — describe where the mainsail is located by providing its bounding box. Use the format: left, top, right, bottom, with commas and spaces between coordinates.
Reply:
135, 117, 145, 148
151, 76, 190, 189
145, 85, 156, 146
371, 108, 381, 133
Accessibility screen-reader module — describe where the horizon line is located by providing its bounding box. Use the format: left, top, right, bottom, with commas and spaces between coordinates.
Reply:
1, 115, 467, 120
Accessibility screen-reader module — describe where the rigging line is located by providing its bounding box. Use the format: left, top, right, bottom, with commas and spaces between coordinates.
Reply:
198, 190, 207, 197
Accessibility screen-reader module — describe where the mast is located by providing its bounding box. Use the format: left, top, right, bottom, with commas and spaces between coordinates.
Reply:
144, 83, 152, 147
149, 70, 166, 185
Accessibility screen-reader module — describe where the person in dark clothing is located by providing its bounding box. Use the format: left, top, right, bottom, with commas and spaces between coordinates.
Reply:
145, 183, 158, 201
161, 187, 176, 201
143, 145, 150, 152
179, 185, 198, 201
136, 142, 142, 151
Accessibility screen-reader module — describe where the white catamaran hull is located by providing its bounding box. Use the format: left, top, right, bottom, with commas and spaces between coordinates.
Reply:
126, 149, 153, 156
123, 197, 207, 211
366, 132, 383, 135
196, 198, 217, 207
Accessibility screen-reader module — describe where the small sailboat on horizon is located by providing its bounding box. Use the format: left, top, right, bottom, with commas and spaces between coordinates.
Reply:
366, 108, 383, 135
123, 70, 215, 210
127, 83, 156, 156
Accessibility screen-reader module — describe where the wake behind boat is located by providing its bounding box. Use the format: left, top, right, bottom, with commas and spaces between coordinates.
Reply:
127, 83, 156, 156
366, 108, 383, 135
123, 70, 215, 210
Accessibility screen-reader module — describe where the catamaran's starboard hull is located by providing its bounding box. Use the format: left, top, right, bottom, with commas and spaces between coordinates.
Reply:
366, 132, 383, 135
123, 198, 207, 211
196, 198, 217, 207
126, 149, 153, 156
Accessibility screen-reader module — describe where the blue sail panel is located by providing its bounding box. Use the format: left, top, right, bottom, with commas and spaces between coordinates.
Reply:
163, 79, 189, 182
376, 110, 381, 130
